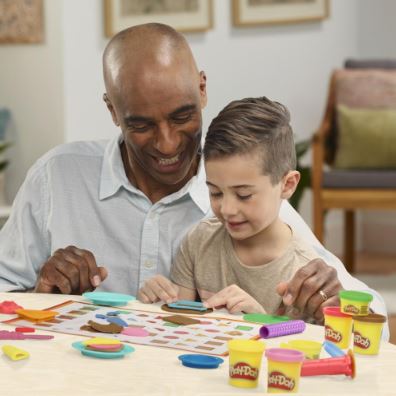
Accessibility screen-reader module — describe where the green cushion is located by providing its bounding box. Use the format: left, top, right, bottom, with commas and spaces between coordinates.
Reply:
334, 105, 396, 169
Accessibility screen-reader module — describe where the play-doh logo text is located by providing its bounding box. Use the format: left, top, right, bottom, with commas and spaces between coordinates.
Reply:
229, 362, 258, 381
354, 331, 370, 349
268, 371, 295, 391
325, 325, 342, 343
343, 304, 360, 314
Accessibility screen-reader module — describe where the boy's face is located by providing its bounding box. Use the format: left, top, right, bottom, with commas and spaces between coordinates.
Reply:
205, 153, 298, 241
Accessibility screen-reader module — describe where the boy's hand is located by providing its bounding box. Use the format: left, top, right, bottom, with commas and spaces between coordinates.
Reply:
276, 258, 343, 323
203, 285, 266, 314
138, 275, 179, 304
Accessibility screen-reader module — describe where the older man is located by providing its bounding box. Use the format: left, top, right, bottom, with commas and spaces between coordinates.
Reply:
0, 24, 388, 334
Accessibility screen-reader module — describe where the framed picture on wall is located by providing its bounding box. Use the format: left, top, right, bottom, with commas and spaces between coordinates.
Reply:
104, 0, 213, 37
233, 0, 329, 27
0, 0, 44, 43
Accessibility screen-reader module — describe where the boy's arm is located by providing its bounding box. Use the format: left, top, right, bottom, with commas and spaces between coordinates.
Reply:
203, 285, 267, 315
177, 285, 197, 301
170, 228, 198, 299
138, 275, 179, 304
138, 226, 198, 304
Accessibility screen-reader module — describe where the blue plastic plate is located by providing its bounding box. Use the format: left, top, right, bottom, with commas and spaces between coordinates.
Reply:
178, 354, 224, 369
72, 341, 135, 359
82, 292, 136, 306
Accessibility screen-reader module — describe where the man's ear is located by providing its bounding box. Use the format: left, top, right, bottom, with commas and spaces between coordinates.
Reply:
199, 71, 207, 109
281, 170, 300, 200
103, 93, 120, 126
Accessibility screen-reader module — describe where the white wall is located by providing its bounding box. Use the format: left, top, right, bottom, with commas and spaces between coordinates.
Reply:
358, 0, 396, 58
63, 0, 359, 145
62, 0, 118, 143
0, 0, 64, 201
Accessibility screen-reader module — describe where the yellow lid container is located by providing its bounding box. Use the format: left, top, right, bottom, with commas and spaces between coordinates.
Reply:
280, 340, 322, 359
228, 339, 265, 388
339, 290, 373, 316
265, 348, 304, 393
353, 313, 386, 355
323, 306, 353, 349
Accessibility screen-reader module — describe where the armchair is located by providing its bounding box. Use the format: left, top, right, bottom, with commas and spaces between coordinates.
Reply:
312, 60, 396, 273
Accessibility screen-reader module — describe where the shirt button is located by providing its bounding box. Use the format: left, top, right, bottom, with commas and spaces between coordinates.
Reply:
149, 212, 156, 220
144, 260, 154, 269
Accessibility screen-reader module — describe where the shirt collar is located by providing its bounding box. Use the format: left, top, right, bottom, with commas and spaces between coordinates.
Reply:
185, 158, 211, 214
99, 135, 211, 214
99, 134, 132, 200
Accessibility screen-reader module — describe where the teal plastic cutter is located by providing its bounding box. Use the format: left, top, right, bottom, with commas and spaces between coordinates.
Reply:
167, 300, 207, 311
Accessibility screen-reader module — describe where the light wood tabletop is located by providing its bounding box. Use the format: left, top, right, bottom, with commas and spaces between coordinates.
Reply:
0, 293, 395, 396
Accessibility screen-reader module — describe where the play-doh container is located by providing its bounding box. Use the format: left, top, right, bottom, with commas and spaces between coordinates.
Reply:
353, 313, 386, 355
280, 340, 322, 359
265, 348, 304, 393
228, 339, 265, 388
323, 306, 353, 349
339, 290, 373, 316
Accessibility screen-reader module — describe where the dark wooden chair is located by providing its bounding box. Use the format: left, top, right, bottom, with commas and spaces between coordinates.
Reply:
312, 59, 396, 273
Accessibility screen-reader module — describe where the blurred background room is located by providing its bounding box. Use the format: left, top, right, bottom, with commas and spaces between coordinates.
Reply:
0, 0, 395, 342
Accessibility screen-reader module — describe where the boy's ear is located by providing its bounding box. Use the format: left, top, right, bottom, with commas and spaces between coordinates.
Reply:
280, 170, 300, 200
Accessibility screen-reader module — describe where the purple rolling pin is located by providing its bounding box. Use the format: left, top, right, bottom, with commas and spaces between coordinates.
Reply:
259, 320, 306, 339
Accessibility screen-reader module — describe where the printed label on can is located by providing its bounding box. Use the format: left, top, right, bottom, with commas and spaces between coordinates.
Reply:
268, 370, 295, 391
354, 331, 370, 349
325, 324, 343, 343
229, 362, 258, 381
343, 304, 359, 314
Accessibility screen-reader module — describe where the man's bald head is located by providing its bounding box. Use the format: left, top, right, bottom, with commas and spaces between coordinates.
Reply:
103, 23, 198, 96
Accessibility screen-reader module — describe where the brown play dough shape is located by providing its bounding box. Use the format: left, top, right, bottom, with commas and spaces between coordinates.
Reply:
163, 315, 200, 326
80, 325, 97, 332
87, 320, 123, 334
86, 344, 124, 352
161, 304, 213, 315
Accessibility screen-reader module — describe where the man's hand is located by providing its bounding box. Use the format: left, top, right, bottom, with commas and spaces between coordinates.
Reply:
34, 246, 108, 294
203, 285, 266, 314
276, 258, 343, 323
138, 275, 179, 304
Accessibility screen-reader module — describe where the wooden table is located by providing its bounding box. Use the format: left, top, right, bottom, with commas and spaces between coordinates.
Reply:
1, 293, 395, 395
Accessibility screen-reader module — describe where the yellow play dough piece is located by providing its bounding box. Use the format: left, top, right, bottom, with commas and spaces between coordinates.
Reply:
15, 309, 58, 322
2, 345, 30, 361
82, 337, 122, 346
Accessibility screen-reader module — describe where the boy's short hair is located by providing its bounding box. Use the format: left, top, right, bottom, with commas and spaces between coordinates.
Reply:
203, 96, 296, 184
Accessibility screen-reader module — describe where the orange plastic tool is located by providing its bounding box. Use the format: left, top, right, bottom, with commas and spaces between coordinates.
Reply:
15, 309, 58, 322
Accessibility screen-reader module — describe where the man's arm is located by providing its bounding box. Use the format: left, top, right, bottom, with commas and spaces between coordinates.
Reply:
0, 164, 49, 292
0, 162, 107, 294
279, 200, 389, 341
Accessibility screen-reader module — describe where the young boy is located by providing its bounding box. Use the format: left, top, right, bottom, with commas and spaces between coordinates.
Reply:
169, 96, 320, 315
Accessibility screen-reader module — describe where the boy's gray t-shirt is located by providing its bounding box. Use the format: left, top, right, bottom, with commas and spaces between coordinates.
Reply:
170, 217, 319, 314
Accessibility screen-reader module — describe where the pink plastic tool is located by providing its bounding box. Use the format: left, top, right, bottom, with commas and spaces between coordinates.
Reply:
121, 327, 150, 337
0, 330, 54, 340
259, 320, 306, 339
15, 327, 35, 333
0, 301, 23, 314
301, 350, 356, 379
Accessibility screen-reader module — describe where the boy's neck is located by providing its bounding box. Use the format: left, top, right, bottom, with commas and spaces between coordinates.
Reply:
232, 218, 292, 267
